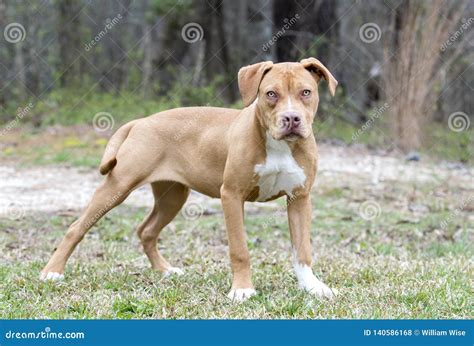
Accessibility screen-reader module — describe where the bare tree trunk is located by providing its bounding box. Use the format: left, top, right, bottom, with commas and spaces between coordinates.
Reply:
28, 21, 40, 97
383, 0, 468, 151
0, 0, 6, 106
115, 0, 131, 90
141, 22, 153, 98
192, 41, 206, 86
14, 42, 26, 100
57, 0, 82, 87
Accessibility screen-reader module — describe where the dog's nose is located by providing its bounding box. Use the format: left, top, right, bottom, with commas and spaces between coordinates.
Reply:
280, 112, 302, 129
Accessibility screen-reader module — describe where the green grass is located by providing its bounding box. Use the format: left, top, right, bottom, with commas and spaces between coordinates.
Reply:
1, 185, 472, 319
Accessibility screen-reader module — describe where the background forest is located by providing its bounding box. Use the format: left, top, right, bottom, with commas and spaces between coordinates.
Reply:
1, 0, 473, 160
0, 0, 473, 319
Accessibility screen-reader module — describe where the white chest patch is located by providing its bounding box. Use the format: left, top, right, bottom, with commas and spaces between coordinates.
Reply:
254, 133, 306, 201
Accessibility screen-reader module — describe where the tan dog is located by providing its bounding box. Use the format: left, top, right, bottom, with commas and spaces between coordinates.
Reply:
41, 58, 338, 302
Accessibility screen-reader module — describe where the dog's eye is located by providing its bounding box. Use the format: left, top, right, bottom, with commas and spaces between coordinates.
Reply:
266, 91, 277, 98
302, 89, 311, 97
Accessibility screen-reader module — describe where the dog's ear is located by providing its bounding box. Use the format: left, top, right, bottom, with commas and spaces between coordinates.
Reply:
300, 58, 338, 97
238, 61, 273, 107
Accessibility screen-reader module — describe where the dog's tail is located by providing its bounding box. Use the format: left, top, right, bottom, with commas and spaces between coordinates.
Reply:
99, 120, 138, 175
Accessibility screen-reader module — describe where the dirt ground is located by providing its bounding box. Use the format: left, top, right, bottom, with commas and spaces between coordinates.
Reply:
1, 143, 472, 218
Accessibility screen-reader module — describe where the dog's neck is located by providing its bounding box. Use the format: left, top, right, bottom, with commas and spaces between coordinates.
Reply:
252, 101, 269, 146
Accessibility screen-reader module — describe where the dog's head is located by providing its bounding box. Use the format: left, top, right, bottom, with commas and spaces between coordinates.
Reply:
238, 58, 337, 141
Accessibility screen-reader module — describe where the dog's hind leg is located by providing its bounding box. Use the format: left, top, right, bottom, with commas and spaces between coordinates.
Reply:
40, 173, 142, 280
137, 181, 190, 274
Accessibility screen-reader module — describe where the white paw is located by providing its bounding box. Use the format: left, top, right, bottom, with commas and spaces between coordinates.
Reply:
299, 276, 335, 299
40, 272, 64, 281
163, 267, 184, 277
293, 262, 335, 299
227, 288, 257, 302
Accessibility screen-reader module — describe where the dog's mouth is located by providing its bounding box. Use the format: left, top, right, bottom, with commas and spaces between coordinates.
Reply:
274, 122, 306, 141
284, 125, 306, 139
282, 132, 303, 141
274, 131, 304, 142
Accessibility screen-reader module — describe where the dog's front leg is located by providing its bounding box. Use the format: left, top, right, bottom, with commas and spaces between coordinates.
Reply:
287, 194, 334, 299
221, 186, 256, 302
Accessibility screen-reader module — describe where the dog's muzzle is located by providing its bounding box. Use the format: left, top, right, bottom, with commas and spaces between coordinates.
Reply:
277, 111, 304, 139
